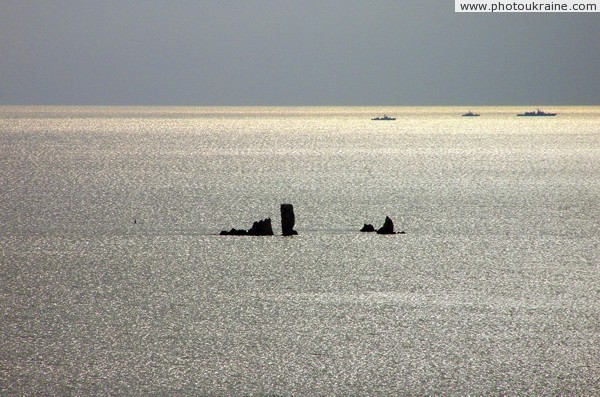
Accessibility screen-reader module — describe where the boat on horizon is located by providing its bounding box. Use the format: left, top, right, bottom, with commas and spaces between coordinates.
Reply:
517, 109, 557, 116
371, 115, 396, 121
462, 111, 480, 117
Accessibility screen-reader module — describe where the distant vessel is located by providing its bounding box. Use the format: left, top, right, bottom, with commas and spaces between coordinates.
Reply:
371, 115, 396, 121
462, 111, 480, 117
517, 109, 557, 116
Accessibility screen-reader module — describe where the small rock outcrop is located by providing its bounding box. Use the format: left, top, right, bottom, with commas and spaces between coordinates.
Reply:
281, 204, 298, 236
220, 218, 274, 236
220, 228, 248, 236
360, 223, 376, 232
361, 217, 405, 234
377, 216, 395, 234
248, 218, 274, 236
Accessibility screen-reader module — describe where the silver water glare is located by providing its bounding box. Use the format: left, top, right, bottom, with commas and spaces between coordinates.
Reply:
1, 106, 599, 395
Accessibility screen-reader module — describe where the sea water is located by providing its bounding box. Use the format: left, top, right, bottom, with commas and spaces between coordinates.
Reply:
0, 106, 598, 395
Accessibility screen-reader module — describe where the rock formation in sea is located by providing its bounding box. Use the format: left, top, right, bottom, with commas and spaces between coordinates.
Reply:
220, 218, 274, 236
219, 228, 247, 236
248, 218, 274, 236
360, 223, 376, 232
280, 204, 298, 236
376, 216, 395, 234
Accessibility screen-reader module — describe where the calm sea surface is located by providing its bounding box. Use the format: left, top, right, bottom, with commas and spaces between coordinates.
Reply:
1, 106, 598, 395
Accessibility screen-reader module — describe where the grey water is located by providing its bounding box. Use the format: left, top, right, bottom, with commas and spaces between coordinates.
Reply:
1, 106, 598, 395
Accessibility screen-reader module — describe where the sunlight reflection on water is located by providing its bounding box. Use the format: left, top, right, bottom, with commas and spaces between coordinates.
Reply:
1, 106, 598, 395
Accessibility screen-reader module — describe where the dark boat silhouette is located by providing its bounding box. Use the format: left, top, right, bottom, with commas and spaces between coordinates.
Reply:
517, 109, 557, 116
462, 111, 480, 117
371, 115, 396, 121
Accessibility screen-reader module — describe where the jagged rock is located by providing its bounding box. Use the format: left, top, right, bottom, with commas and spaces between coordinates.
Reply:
248, 218, 274, 236
220, 218, 273, 236
376, 216, 395, 234
281, 204, 298, 236
220, 228, 247, 236
360, 223, 376, 232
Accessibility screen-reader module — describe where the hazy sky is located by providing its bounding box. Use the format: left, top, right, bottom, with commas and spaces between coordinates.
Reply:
1, 1, 598, 105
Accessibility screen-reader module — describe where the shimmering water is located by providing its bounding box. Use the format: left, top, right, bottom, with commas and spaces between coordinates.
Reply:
1, 106, 598, 395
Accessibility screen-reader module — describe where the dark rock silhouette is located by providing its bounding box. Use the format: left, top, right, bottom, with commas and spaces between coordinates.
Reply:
220, 228, 247, 236
360, 223, 376, 232
281, 204, 298, 236
220, 218, 273, 236
248, 218, 274, 236
377, 216, 395, 234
